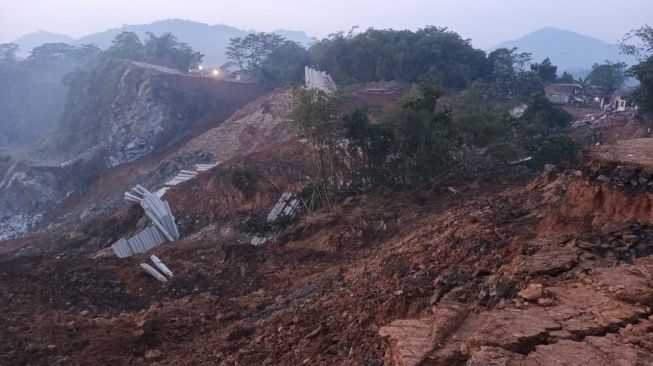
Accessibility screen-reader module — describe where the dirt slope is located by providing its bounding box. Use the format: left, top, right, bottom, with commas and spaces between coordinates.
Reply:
4, 138, 653, 365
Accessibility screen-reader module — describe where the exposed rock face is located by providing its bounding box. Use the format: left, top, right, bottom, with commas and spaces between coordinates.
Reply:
0, 162, 73, 240
378, 302, 469, 366
378, 249, 653, 365
45, 59, 264, 166
0, 61, 265, 241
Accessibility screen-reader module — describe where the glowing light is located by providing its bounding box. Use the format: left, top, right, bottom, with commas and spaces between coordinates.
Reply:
198, 65, 204, 71
212, 69, 219, 76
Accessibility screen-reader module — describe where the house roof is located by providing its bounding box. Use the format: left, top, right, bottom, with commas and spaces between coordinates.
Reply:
219, 61, 241, 71
545, 83, 581, 95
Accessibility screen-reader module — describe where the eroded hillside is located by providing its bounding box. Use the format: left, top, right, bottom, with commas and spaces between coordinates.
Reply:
4, 134, 653, 365
0, 61, 265, 241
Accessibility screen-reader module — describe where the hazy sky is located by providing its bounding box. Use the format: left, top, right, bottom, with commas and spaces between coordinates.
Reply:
1, 0, 651, 48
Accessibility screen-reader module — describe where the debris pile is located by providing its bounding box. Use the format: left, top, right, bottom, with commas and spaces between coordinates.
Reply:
156, 163, 220, 197
571, 109, 638, 129
576, 222, 653, 261
112, 185, 180, 258
140, 255, 174, 283
250, 192, 301, 246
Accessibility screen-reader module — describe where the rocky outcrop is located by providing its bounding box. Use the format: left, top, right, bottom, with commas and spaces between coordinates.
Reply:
44, 59, 264, 166
0, 162, 76, 240
0, 60, 265, 241
379, 302, 469, 366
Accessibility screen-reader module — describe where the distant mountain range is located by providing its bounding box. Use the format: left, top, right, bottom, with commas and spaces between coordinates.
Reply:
12, 19, 315, 66
494, 27, 637, 77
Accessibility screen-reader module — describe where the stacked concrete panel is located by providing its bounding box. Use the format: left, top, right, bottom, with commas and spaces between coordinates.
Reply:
195, 163, 219, 172
154, 162, 220, 198
112, 186, 180, 258
250, 192, 301, 246
305, 66, 337, 94
266, 192, 301, 221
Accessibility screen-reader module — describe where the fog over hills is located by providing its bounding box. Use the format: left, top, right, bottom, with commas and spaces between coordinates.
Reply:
12, 19, 315, 66
494, 27, 637, 76
12, 30, 76, 56
13, 23, 639, 74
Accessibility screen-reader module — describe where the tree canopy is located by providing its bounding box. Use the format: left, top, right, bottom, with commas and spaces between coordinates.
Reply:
107, 32, 145, 60
143, 32, 204, 71
622, 25, 653, 116
530, 57, 558, 83
586, 61, 628, 97
259, 41, 310, 86
105, 31, 203, 72
227, 32, 286, 72
308, 27, 487, 88
557, 71, 575, 84
0, 43, 19, 63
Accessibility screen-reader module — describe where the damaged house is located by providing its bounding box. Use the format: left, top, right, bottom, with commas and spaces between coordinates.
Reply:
545, 83, 585, 105
608, 87, 637, 111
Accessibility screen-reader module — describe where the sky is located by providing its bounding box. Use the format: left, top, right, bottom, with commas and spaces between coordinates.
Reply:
1, 0, 652, 48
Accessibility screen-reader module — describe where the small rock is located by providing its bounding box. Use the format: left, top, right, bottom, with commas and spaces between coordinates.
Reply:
597, 175, 611, 184
80, 310, 90, 317
144, 349, 162, 360
537, 298, 555, 307
518, 284, 545, 301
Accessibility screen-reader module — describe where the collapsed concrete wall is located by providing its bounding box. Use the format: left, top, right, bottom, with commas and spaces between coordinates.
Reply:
112, 185, 180, 258
305, 66, 337, 94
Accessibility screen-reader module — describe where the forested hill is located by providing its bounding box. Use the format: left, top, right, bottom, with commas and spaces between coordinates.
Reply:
12, 19, 314, 66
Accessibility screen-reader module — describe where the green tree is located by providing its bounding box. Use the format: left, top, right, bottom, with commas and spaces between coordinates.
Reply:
486, 48, 534, 95
27, 43, 78, 65
227, 32, 286, 72
530, 57, 558, 83
143, 32, 204, 71
557, 71, 575, 84
0, 43, 19, 63
344, 76, 461, 186
620, 25, 653, 60
586, 61, 628, 99
309, 27, 487, 88
630, 58, 653, 115
292, 89, 344, 208
621, 25, 653, 117
259, 41, 309, 86
531, 134, 578, 168
452, 82, 510, 148
107, 32, 145, 60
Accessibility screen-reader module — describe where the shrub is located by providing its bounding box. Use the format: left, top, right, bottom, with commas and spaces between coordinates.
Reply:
531, 134, 579, 168
229, 167, 261, 199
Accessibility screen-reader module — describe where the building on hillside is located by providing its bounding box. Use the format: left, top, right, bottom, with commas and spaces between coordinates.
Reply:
545, 83, 585, 105
217, 61, 254, 82
194, 61, 254, 82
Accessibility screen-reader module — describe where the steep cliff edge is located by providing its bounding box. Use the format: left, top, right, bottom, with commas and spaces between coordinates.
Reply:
42, 59, 264, 166
0, 61, 265, 240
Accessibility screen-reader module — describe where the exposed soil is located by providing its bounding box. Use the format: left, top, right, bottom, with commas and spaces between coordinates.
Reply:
4, 139, 653, 365
4, 82, 653, 366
